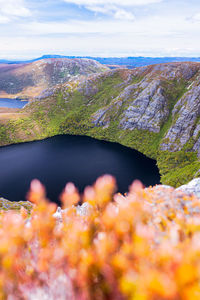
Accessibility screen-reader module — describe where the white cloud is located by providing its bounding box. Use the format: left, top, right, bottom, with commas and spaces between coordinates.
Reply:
21, 20, 137, 34
193, 13, 200, 22
0, 0, 31, 23
1, 0, 200, 59
0, 14, 10, 24
114, 9, 135, 20
84, 4, 135, 20
63, 0, 162, 6
1, 25, 200, 60
63, 0, 161, 20
13, 12, 200, 58
21, 14, 200, 36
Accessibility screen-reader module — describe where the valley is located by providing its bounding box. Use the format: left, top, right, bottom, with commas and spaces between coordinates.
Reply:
0, 60, 199, 187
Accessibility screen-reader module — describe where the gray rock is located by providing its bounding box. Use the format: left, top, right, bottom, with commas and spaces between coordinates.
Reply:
92, 108, 110, 126
161, 85, 200, 151
91, 82, 140, 126
119, 80, 169, 132
176, 178, 200, 198
53, 206, 63, 221
53, 203, 92, 221
90, 64, 200, 143
193, 137, 200, 158
76, 202, 92, 216
193, 123, 200, 138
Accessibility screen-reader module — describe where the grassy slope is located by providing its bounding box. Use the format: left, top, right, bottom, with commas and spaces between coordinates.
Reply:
0, 69, 199, 188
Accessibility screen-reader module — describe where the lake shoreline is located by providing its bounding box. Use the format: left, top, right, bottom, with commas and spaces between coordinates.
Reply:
0, 134, 160, 203
0, 98, 28, 109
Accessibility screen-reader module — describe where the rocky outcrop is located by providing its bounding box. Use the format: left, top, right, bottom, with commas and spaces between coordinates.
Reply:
92, 108, 110, 127
53, 178, 200, 225
194, 138, 200, 158
87, 63, 200, 158
161, 83, 200, 152
53, 203, 93, 222
119, 80, 169, 132
176, 178, 200, 198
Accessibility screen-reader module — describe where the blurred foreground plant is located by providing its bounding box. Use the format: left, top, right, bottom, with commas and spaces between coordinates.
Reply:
0, 175, 200, 299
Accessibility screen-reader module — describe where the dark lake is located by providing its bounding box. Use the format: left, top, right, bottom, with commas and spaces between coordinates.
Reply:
0, 135, 160, 203
0, 98, 28, 108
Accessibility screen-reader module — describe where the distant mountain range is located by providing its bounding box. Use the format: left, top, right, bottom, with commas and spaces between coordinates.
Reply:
1, 55, 200, 68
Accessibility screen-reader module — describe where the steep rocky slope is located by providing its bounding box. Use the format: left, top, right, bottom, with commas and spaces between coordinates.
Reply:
0, 58, 108, 99
0, 62, 199, 187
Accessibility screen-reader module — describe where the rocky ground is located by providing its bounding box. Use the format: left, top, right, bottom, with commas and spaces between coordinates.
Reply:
1, 178, 199, 215
52, 178, 200, 221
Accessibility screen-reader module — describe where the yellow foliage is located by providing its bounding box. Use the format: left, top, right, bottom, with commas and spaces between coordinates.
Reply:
0, 175, 199, 299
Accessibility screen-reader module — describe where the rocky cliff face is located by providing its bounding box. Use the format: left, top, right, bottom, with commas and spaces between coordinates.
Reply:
0, 58, 108, 99
161, 82, 200, 157
0, 62, 199, 187
86, 63, 200, 159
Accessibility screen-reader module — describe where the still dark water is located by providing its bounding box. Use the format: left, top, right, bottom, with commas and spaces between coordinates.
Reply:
0, 135, 160, 203
0, 98, 28, 108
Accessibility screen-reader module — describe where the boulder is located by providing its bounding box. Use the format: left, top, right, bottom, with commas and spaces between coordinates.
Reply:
176, 178, 200, 198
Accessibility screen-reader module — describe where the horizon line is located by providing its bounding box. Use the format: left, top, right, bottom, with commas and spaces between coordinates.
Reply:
1, 54, 200, 61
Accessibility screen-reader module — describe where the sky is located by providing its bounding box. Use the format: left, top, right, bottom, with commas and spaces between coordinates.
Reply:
0, 0, 200, 59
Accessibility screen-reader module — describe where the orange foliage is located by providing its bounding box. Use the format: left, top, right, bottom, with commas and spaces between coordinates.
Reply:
0, 176, 200, 299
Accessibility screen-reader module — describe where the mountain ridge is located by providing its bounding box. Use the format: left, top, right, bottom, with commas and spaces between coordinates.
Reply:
0, 58, 108, 99
1, 55, 200, 68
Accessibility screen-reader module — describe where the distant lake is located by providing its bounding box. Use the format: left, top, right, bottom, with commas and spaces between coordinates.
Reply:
0, 98, 28, 108
0, 135, 160, 203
